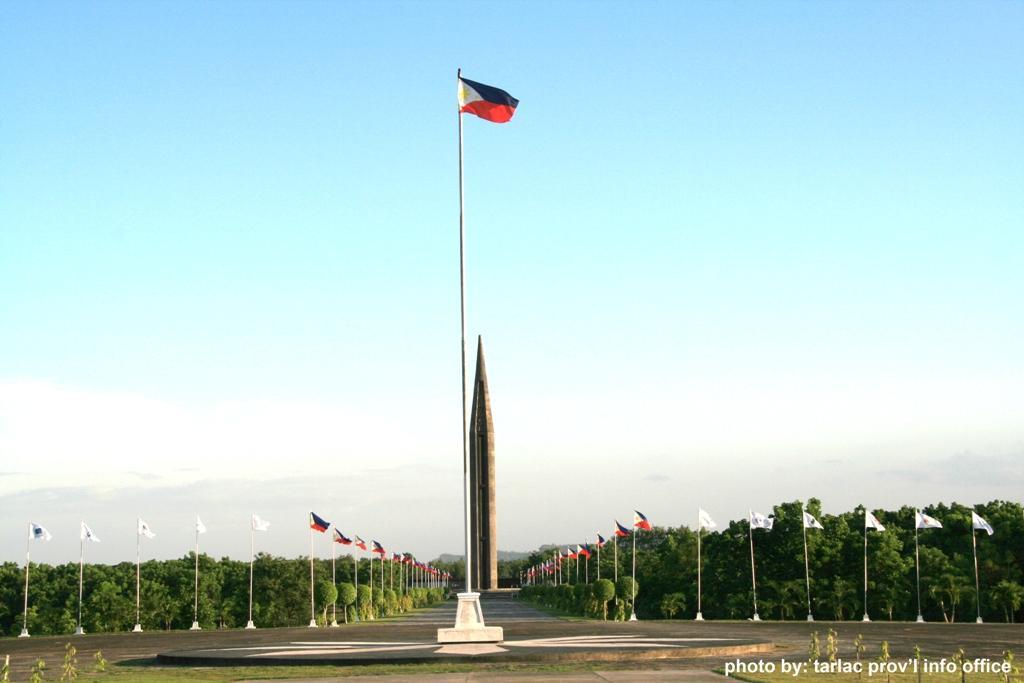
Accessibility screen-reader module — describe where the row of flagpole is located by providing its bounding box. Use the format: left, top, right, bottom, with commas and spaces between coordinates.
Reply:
17, 512, 450, 637
522, 506, 999, 623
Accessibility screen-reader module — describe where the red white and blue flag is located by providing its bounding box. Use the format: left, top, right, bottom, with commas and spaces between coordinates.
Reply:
392, 552, 402, 562
354, 535, 367, 550
614, 520, 631, 537
578, 544, 591, 558
566, 546, 578, 559
634, 510, 652, 531
333, 529, 352, 545
596, 534, 607, 547
309, 512, 330, 533
458, 76, 519, 124
371, 540, 386, 555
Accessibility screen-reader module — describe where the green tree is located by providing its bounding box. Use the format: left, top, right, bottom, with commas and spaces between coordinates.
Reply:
593, 579, 615, 620
338, 583, 356, 624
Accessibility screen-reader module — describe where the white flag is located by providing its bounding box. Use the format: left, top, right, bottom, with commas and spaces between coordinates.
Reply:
80, 522, 101, 543
29, 523, 52, 541
803, 511, 824, 530
138, 518, 156, 539
698, 508, 717, 531
196, 516, 207, 534
252, 513, 271, 532
971, 511, 994, 536
865, 511, 886, 531
915, 510, 943, 529
749, 511, 774, 530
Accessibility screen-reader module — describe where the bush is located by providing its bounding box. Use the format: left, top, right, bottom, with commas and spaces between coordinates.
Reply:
594, 579, 615, 620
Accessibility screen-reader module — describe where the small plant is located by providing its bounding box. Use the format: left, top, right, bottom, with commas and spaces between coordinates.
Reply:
854, 634, 865, 678
1002, 650, 1017, 683
29, 658, 46, 683
60, 643, 77, 682
953, 647, 967, 683
827, 628, 839, 663
93, 651, 107, 673
914, 645, 923, 683
808, 631, 821, 664
879, 641, 891, 683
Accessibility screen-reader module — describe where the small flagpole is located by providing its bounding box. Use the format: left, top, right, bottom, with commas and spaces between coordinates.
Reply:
629, 526, 638, 621
134, 528, 142, 634
309, 525, 317, 628
21, 525, 30, 638
331, 537, 338, 627
585, 553, 589, 583
353, 549, 359, 622
191, 517, 201, 630
749, 510, 760, 621
613, 536, 618, 584
134, 522, 142, 632
914, 510, 923, 622
802, 504, 813, 621
862, 510, 870, 622
369, 546, 373, 620
76, 529, 85, 635
972, 524, 982, 623
247, 517, 255, 629
696, 508, 703, 621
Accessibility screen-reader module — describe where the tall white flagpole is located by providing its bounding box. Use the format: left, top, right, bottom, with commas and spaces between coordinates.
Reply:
596, 539, 601, 581
247, 519, 256, 629
458, 66, 473, 598
914, 509, 924, 622
749, 510, 761, 621
629, 528, 638, 621
696, 508, 704, 621
802, 504, 813, 621
133, 522, 142, 632
191, 518, 201, 630
20, 526, 30, 638
308, 526, 317, 628
76, 530, 85, 635
972, 526, 982, 623
369, 545, 374, 620
862, 511, 870, 622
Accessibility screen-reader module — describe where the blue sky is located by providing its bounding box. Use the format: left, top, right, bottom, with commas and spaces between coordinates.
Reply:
2, 1, 1022, 564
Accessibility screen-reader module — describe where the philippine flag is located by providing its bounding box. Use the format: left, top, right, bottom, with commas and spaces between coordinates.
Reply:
458, 76, 519, 123
354, 536, 367, 550
634, 510, 652, 531
596, 534, 607, 547
372, 540, 386, 555
333, 529, 352, 545
309, 512, 330, 533
578, 544, 591, 558
614, 520, 631, 537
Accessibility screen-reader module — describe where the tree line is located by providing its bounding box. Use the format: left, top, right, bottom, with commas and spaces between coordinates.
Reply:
510, 500, 1024, 622
0, 554, 447, 636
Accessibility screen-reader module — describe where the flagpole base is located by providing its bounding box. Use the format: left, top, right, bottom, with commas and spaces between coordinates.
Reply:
807, 614, 814, 622
629, 611, 638, 622
245, 620, 256, 629
695, 612, 704, 621
308, 619, 318, 628
132, 624, 143, 632
330, 620, 338, 627
437, 592, 503, 643
74, 626, 85, 635
18, 628, 29, 638
976, 616, 983, 624
752, 612, 761, 622
862, 614, 871, 622
190, 621, 201, 631
916, 614, 925, 623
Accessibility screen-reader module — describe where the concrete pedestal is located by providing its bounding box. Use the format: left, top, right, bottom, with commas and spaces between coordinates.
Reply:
437, 593, 503, 643
245, 620, 256, 629
132, 623, 143, 632
695, 612, 704, 621
190, 621, 201, 631
18, 628, 29, 638
74, 626, 85, 635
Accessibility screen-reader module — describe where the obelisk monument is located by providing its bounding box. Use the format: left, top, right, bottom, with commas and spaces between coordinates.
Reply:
469, 335, 498, 590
